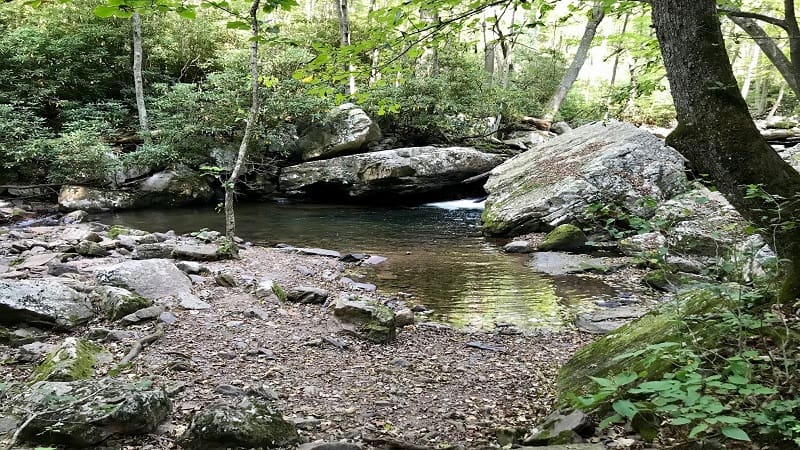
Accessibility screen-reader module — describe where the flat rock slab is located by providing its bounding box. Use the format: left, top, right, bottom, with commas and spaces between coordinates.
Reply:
95, 259, 192, 300
528, 252, 611, 275
296, 248, 341, 258
17, 253, 60, 270
173, 244, 222, 261
575, 306, 648, 334
0, 279, 94, 329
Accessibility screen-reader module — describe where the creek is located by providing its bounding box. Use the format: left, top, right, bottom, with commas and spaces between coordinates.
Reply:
97, 201, 621, 330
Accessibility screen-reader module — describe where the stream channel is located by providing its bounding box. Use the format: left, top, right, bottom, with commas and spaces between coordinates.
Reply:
97, 200, 621, 330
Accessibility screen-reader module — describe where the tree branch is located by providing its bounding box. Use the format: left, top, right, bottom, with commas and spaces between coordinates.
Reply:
720, 6, 789, 31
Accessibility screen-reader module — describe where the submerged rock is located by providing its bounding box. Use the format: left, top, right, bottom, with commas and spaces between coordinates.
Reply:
280, 146, 505, 201
0, 279, 94, 329
7, 378, 171, 448
482, 121, 687, 236
180, 397, 299, 450
503, 240, 532, 253
527, 252, 613, 275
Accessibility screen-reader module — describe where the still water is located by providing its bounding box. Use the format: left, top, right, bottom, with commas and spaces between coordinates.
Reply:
97, 201, 617, 329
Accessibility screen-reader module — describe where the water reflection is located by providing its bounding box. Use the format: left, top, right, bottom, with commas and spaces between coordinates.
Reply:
96, 202, 617, 329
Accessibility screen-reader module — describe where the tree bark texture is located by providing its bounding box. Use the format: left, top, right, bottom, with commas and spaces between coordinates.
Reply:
542, 1, 605, 121
225, 0, 261, 241
652, 0, 800, 301
131, 12, 150, 145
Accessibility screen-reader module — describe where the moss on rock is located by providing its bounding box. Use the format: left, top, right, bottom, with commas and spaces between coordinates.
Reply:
538, 224, 587, 251
557, 288, 733, 399
32, 338, 103, 382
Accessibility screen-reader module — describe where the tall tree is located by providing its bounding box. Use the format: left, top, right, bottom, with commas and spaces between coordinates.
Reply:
225, 0, 262, 241
131, 12, 150, 144
336, 0, 356, 95
651, 0, 800, 301
542, 1, 605, 122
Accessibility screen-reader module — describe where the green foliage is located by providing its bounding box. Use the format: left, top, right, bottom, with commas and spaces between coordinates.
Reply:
572, 287, 800, 446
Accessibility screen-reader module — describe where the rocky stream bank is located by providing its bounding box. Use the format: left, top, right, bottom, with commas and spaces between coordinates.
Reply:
0, 215, 613, 450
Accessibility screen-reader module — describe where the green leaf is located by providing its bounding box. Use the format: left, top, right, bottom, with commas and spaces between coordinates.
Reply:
599, 413, 622, 429
716, 416, 747, 425
613, 400, 638, 419
728, 375, 748, 385
177, 8, 196, 19
226, 21, 251, 30
688, 422, 708, 438
721, 426, 751, 441
93, 5, 119, 17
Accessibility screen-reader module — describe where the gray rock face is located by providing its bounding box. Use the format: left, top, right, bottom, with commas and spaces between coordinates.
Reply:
133, 243, 175, 259
524, 409, 592, 446
180, 397, 300, 450
482, 121, 687, 236
95, 259, 192, 300
8, 378, 170, 448
575, 307, 648, 334
333, 295, 396, 344
619, 232, 667, 257
0, 280, 94, 329
90, 286, 153, 320
281, 146, 505, 200
58, 186, 139, 212
139, 168, 213, 207
300, 103, 382, 161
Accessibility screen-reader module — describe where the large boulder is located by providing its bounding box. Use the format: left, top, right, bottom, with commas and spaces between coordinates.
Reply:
59, 168, 213, 212
481, 121, 687, 236
89, 286, 153, 320
180, 397, 300, 450
0, 280, 94, 329
298, 103, 382, 161
5, 378, 171, 448
31, 337, 104, 382
138, 167, 214, 207
280, 146, 505, 200
95, 259, 192, 300
58, 186, 139, 212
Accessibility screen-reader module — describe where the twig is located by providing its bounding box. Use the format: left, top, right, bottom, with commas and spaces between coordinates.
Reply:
4, 412, 39, 450
116, 323, 165, 368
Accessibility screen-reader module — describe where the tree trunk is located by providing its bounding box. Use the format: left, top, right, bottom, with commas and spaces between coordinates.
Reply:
225, 0, 261, 242
740, 42, 760, 100
603, 12, 629, 120
336, 0, 356, 95
418, 8, 439, 77
755, 78, 770, 116
542, 1, 605, 122
368, 0, 380, 84
131, 12, 151, 145
768, 83, 786, 119
483, 16, 496, 86
651, 0, 800, 301
726, 14, 800, 97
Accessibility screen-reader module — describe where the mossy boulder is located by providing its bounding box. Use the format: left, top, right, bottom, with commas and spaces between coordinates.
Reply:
538, 224, 587, 251
180, 397, 300, 450
32, 338, 104, 382
8, 378, 171, 448
557, 288, 733, 399
642, 269, 712, 293
333, 295, 396, 344
90, 286, 153, 320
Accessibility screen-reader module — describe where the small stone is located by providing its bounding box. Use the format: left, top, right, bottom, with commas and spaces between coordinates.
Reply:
48, 261, 79, 276
292, 416, 322, 430
286, 286, 329, 304
215, 273, 237, 287
394, 308, 415, 327
362, 255, 387, 265
503, 240, 532, 253
189, 275, 206, 284
339, 253, 366, 262
61, 210, 88, 224
215, 384, 245, 397
176, 261, 204, 274
178, 293, 211, 310
75, 240, 110, 257
120, 305, 166, 325
245, 308, 270, 321
159, 311, 178, 324
411, 305, 428, 313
